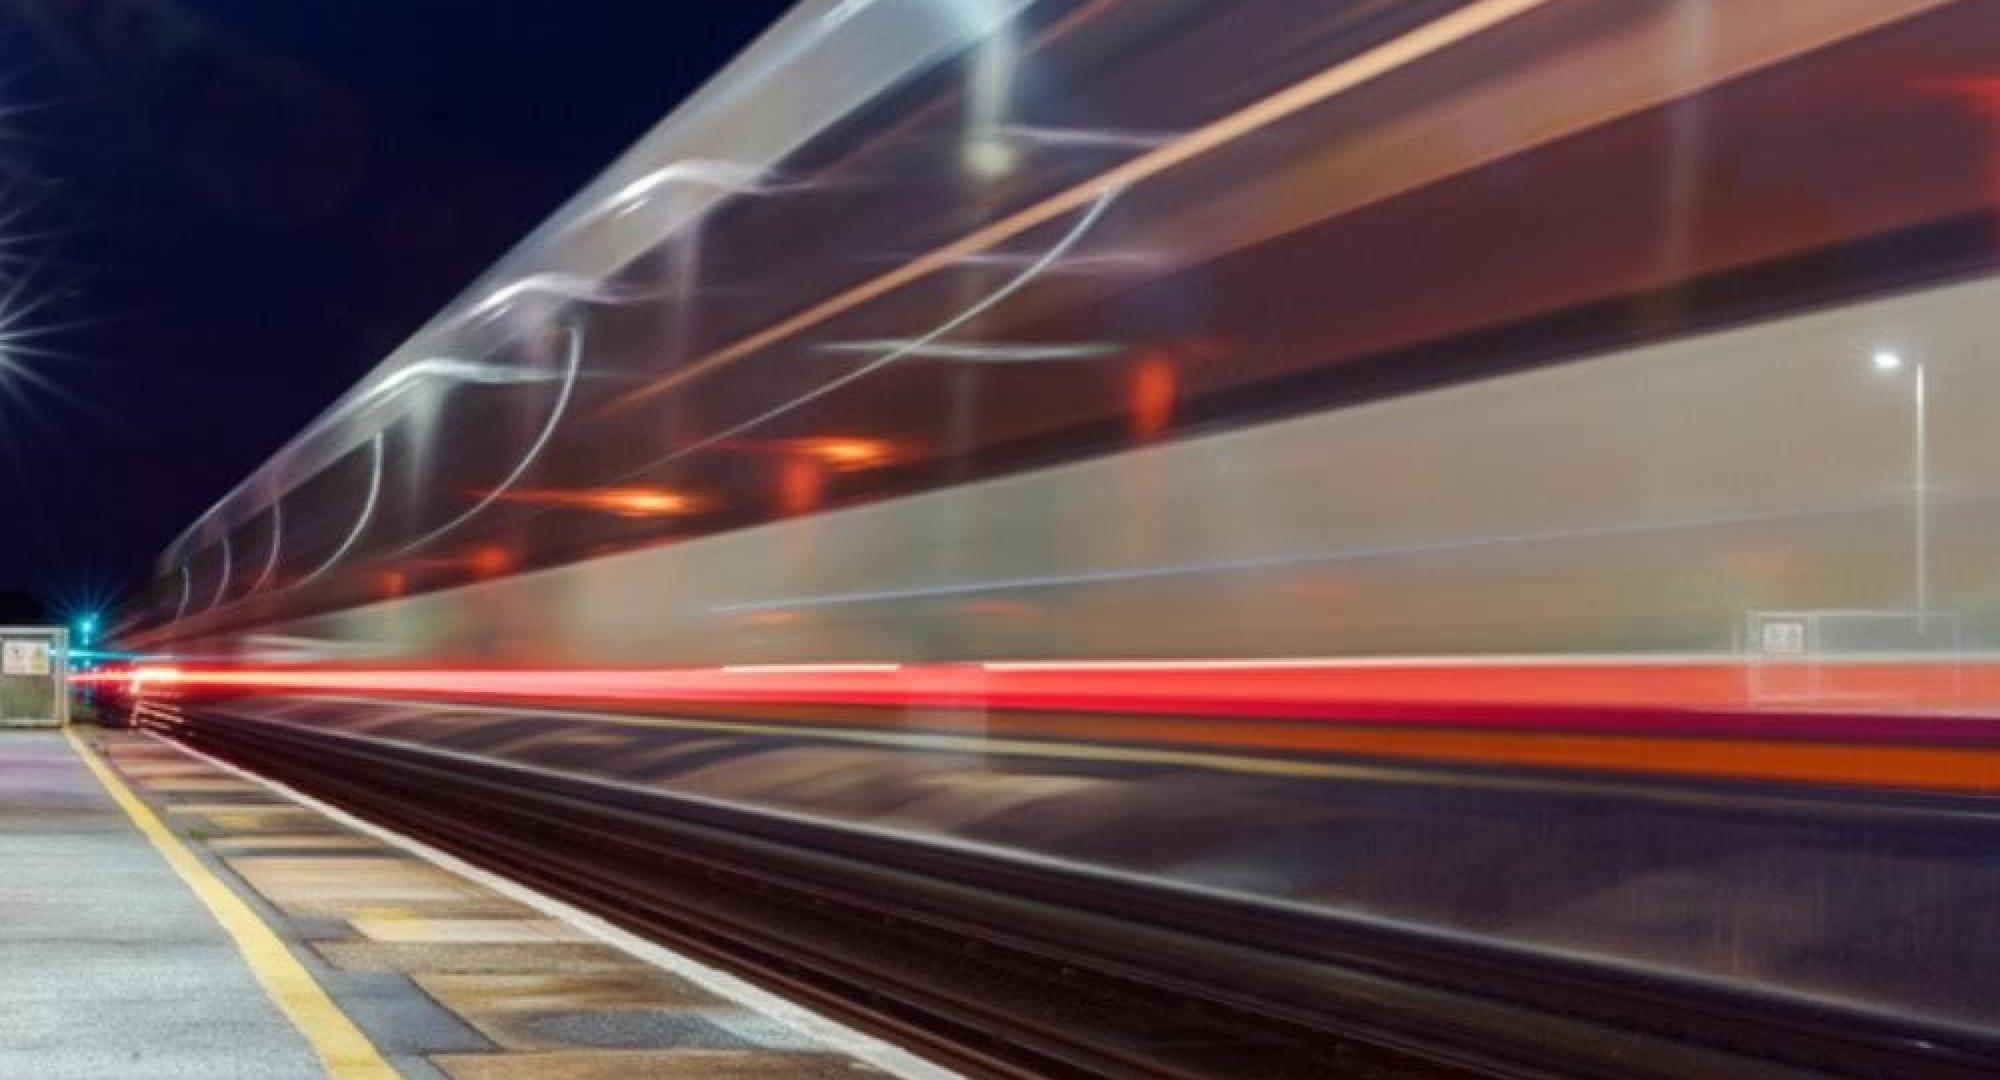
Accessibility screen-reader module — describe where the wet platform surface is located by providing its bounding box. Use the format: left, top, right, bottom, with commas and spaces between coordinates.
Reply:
9, 728, 917, 1079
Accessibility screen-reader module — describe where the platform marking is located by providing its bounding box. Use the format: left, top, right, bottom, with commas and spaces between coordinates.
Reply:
66, 730, 400, 1080
160, 732, 969, 1080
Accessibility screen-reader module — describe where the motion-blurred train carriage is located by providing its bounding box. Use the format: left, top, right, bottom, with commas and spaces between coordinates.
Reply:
92, 3, 2000, 1076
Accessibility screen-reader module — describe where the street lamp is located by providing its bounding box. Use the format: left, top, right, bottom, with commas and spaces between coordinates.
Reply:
1874, 349, 1927, 616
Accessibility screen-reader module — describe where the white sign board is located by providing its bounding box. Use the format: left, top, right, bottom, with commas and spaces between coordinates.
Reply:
1759, 620, 1807, 656
2, 641, 49, 676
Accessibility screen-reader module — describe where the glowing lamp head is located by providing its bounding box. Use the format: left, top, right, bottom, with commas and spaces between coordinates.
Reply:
1873, 350, 1904, 372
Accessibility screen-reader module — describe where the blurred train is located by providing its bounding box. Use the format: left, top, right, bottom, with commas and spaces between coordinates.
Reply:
88, 0, 2000, 1073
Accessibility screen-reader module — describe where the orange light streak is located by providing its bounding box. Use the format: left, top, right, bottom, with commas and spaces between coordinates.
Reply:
489, 486, 706, 518
791, 437, 895, 471
466, 545, 515, 578
1130, 355, 1176, 440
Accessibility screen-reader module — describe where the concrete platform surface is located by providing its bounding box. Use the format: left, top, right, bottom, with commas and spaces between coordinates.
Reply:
0, 731, 323, 1080
0, 728, 940, 1079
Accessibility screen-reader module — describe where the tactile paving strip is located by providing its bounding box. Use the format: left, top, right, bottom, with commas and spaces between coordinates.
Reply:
89, 730, 898, 1080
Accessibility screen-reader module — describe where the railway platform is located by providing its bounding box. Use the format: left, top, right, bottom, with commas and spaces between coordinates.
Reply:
0, 727, 947, 1080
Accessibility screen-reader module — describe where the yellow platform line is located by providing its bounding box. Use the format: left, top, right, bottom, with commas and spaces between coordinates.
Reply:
65, 730, 399, 1080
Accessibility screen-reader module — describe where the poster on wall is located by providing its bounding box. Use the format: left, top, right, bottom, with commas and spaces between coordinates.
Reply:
2, 641, 50, 676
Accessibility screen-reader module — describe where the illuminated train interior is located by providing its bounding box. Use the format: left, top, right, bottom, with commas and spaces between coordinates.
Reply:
88, 1, 2000, 1076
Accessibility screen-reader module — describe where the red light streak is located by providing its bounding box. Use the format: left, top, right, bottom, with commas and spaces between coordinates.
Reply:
67, 658, 2000, 736
74, 659, 2000, 792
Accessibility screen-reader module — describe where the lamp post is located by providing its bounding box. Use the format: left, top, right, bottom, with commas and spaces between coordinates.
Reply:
1873, 350, 1927, 618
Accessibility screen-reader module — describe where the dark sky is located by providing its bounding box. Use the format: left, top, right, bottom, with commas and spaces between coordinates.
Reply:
0, 0, 790, 620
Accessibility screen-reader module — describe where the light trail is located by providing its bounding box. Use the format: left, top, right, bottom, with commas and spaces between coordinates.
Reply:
298, 433, 383, 586
703, 483, 1993, 615
392, 320, 583, 557
73, 656, 2000, 793
814, 340, 1123, 363
172, 564, 191, 622
70, 656, 2000, 731
209, 535, 231, 611
606, 186, 1118, 481
251, 500, 283, 593
604, 0, 1558, 414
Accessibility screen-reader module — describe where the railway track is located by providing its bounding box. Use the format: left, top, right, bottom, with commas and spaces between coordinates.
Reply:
166, 709, 1998, 1080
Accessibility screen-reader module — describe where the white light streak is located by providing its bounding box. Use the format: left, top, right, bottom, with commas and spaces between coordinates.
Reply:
172, 564, 191, 622
604, 160, 775, 214
815, 340, 1122, 363
208, 535, 231, 611
394, 320, 583, 557
998, 123, 1177, 151
340, 357, 567, 425
298, 433, 383, 586
251, 500, 283, 593
614, 186, 1119, 480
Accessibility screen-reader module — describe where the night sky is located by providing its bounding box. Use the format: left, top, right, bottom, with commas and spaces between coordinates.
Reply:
0, 0, 790, 620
